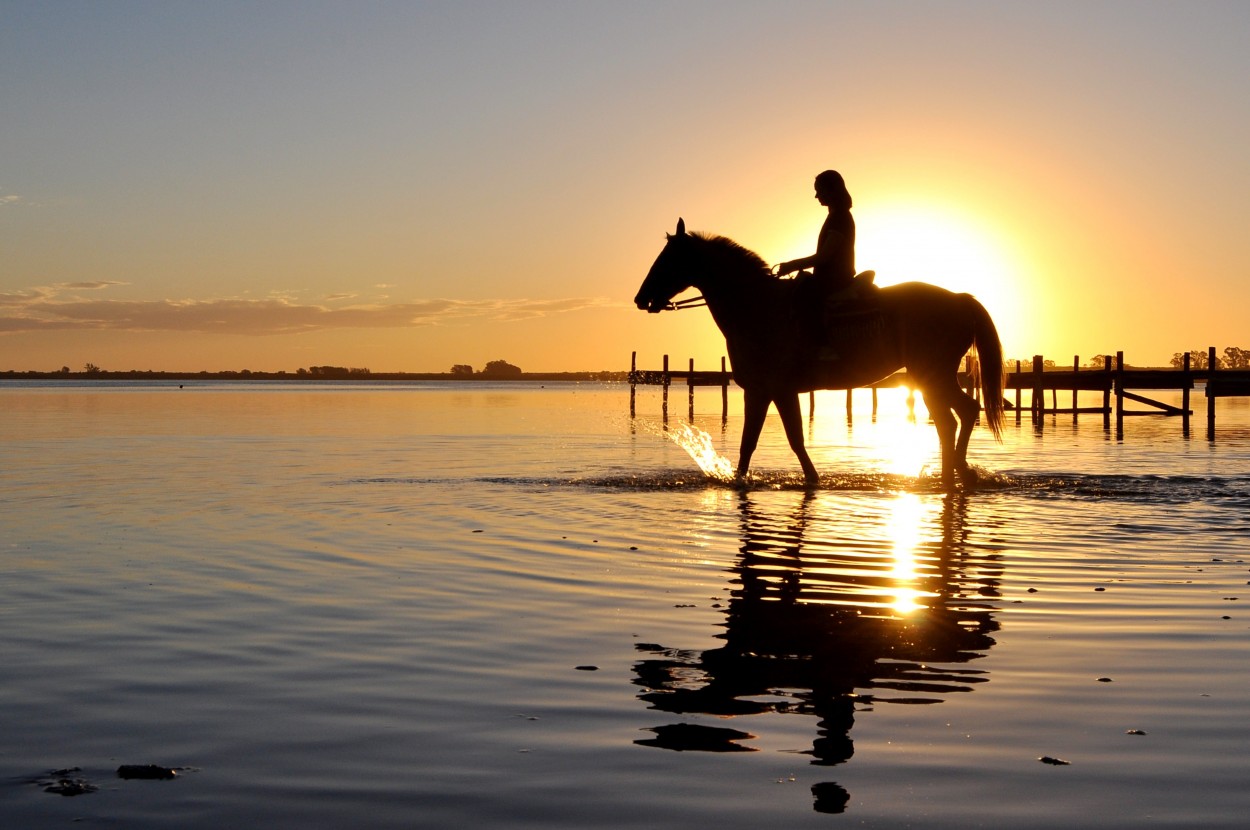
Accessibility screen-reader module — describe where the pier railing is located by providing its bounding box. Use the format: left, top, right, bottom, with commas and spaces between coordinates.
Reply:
630, 346, 1250, 438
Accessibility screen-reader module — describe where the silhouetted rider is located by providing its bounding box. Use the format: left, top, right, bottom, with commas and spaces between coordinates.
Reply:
776, 169, 856, 293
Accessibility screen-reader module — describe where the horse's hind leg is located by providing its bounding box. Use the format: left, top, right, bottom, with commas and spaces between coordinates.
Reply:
924, 377, 981, 487
775, 393, 819, 486
930, 402, 959, 488
736, 389, 770, 482
951, 386, 982, 483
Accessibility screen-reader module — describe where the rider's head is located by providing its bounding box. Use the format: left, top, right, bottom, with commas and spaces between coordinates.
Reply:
814, 170, 852, 210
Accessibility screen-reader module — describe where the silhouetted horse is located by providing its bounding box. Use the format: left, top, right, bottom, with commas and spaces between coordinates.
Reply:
635, 219, 1005, 487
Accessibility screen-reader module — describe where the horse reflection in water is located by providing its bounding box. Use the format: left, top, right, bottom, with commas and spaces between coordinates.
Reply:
633, 492, 1001, 813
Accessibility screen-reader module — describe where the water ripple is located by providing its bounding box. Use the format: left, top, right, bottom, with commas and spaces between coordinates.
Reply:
356, 469, 1250, 505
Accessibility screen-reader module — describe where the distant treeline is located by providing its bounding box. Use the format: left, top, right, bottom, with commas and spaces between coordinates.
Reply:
1170, 347, 1250, 370
1002, 349, 1250, 371
1, 358, 627, 382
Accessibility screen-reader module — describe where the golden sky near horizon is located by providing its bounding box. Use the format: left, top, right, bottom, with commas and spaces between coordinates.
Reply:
3, 2, 1248, 372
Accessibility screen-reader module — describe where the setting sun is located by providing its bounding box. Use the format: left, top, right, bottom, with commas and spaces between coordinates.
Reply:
855, 202, 1021, 324
766, 195, 1032, 363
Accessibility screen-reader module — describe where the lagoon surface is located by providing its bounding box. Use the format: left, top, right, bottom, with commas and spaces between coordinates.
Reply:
4, 380, 1250, 828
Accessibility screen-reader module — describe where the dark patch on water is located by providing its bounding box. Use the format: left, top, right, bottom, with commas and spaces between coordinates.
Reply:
634, 723, 758, 752
812, 781, 851, 814
22, 768, 98, 797
1039, 755, 1071, 766
117, 764, 179, 780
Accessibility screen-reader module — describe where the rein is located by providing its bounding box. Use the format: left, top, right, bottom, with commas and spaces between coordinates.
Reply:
664, 263, 788, 311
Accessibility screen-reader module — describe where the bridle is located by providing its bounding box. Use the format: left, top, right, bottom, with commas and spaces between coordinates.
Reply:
663, 295, 707, 311
660, 264, 785, 311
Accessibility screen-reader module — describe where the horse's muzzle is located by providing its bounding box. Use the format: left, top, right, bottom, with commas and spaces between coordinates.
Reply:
634, 295, 664, 313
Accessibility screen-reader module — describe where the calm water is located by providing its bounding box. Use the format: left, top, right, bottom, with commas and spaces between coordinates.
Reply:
3, 380, 1250, 828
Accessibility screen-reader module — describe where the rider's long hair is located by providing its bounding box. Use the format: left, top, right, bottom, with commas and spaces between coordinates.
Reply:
815, 170, 852, 211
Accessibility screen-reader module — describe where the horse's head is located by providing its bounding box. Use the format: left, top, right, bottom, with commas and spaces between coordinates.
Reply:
635, 218, 697, 313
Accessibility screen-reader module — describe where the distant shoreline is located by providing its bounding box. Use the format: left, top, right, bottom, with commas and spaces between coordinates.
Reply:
0, 370, 630, 383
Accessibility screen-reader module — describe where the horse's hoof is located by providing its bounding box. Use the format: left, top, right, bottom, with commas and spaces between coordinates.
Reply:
957, 465, 980, 488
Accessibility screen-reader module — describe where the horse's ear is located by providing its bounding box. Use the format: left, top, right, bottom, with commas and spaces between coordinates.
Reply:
676, 218, 686, 236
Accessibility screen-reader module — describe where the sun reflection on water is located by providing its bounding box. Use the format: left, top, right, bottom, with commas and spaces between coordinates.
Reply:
878, 397, 934, 477
887, 492, 938, 615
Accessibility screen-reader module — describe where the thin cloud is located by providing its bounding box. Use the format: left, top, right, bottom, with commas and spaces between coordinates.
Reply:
0, 288, 49, 307
61, 281, 129, 291
493, 298, 613, 321
0, 290, 615, 335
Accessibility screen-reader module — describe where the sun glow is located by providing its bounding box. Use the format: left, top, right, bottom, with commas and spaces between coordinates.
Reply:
765, 196, 1029, 359
855, 202, 1020, 324
879, 403, 934, 477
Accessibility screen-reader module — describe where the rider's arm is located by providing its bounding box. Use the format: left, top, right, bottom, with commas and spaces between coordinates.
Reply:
777, 254, 815, 275
777, 228, 846, 275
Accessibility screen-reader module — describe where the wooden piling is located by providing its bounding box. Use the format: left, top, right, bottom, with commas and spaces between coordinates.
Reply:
1115, 351, 1125, 435
1032, 355, 1044, 420
629, 351, 637, 418
1072, 356, 1079, 420
1014, 360, 1022, 423
1103, 355, 1112, 429
1208, 346, 1217, 440
1182, 352, 1191, 437
662, 354, 669, 424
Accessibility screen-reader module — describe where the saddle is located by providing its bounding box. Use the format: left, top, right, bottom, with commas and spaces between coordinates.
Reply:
796, 270, 884, 362
829, 270, 877, 308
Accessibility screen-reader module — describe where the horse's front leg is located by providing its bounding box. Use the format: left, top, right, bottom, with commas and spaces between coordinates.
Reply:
775, 393, 819, 487
737, 389, 770, 483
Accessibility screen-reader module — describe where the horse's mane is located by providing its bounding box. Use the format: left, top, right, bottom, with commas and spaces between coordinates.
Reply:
691, 232, 772, 277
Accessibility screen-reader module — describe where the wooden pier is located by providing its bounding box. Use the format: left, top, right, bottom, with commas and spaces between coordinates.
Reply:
629, 346, 1250, 439
628, 352, 732, 422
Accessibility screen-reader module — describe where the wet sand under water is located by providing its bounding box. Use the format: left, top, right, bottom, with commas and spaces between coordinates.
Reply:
2, 381, 1250, 828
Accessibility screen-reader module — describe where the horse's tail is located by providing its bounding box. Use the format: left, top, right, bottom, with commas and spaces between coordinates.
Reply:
969, 296, 1005, 441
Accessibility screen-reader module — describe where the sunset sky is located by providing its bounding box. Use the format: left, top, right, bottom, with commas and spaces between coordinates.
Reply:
3, 2, 1248, 373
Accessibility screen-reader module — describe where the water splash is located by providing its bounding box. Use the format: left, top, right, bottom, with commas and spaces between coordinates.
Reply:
665, 423, 737, 482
